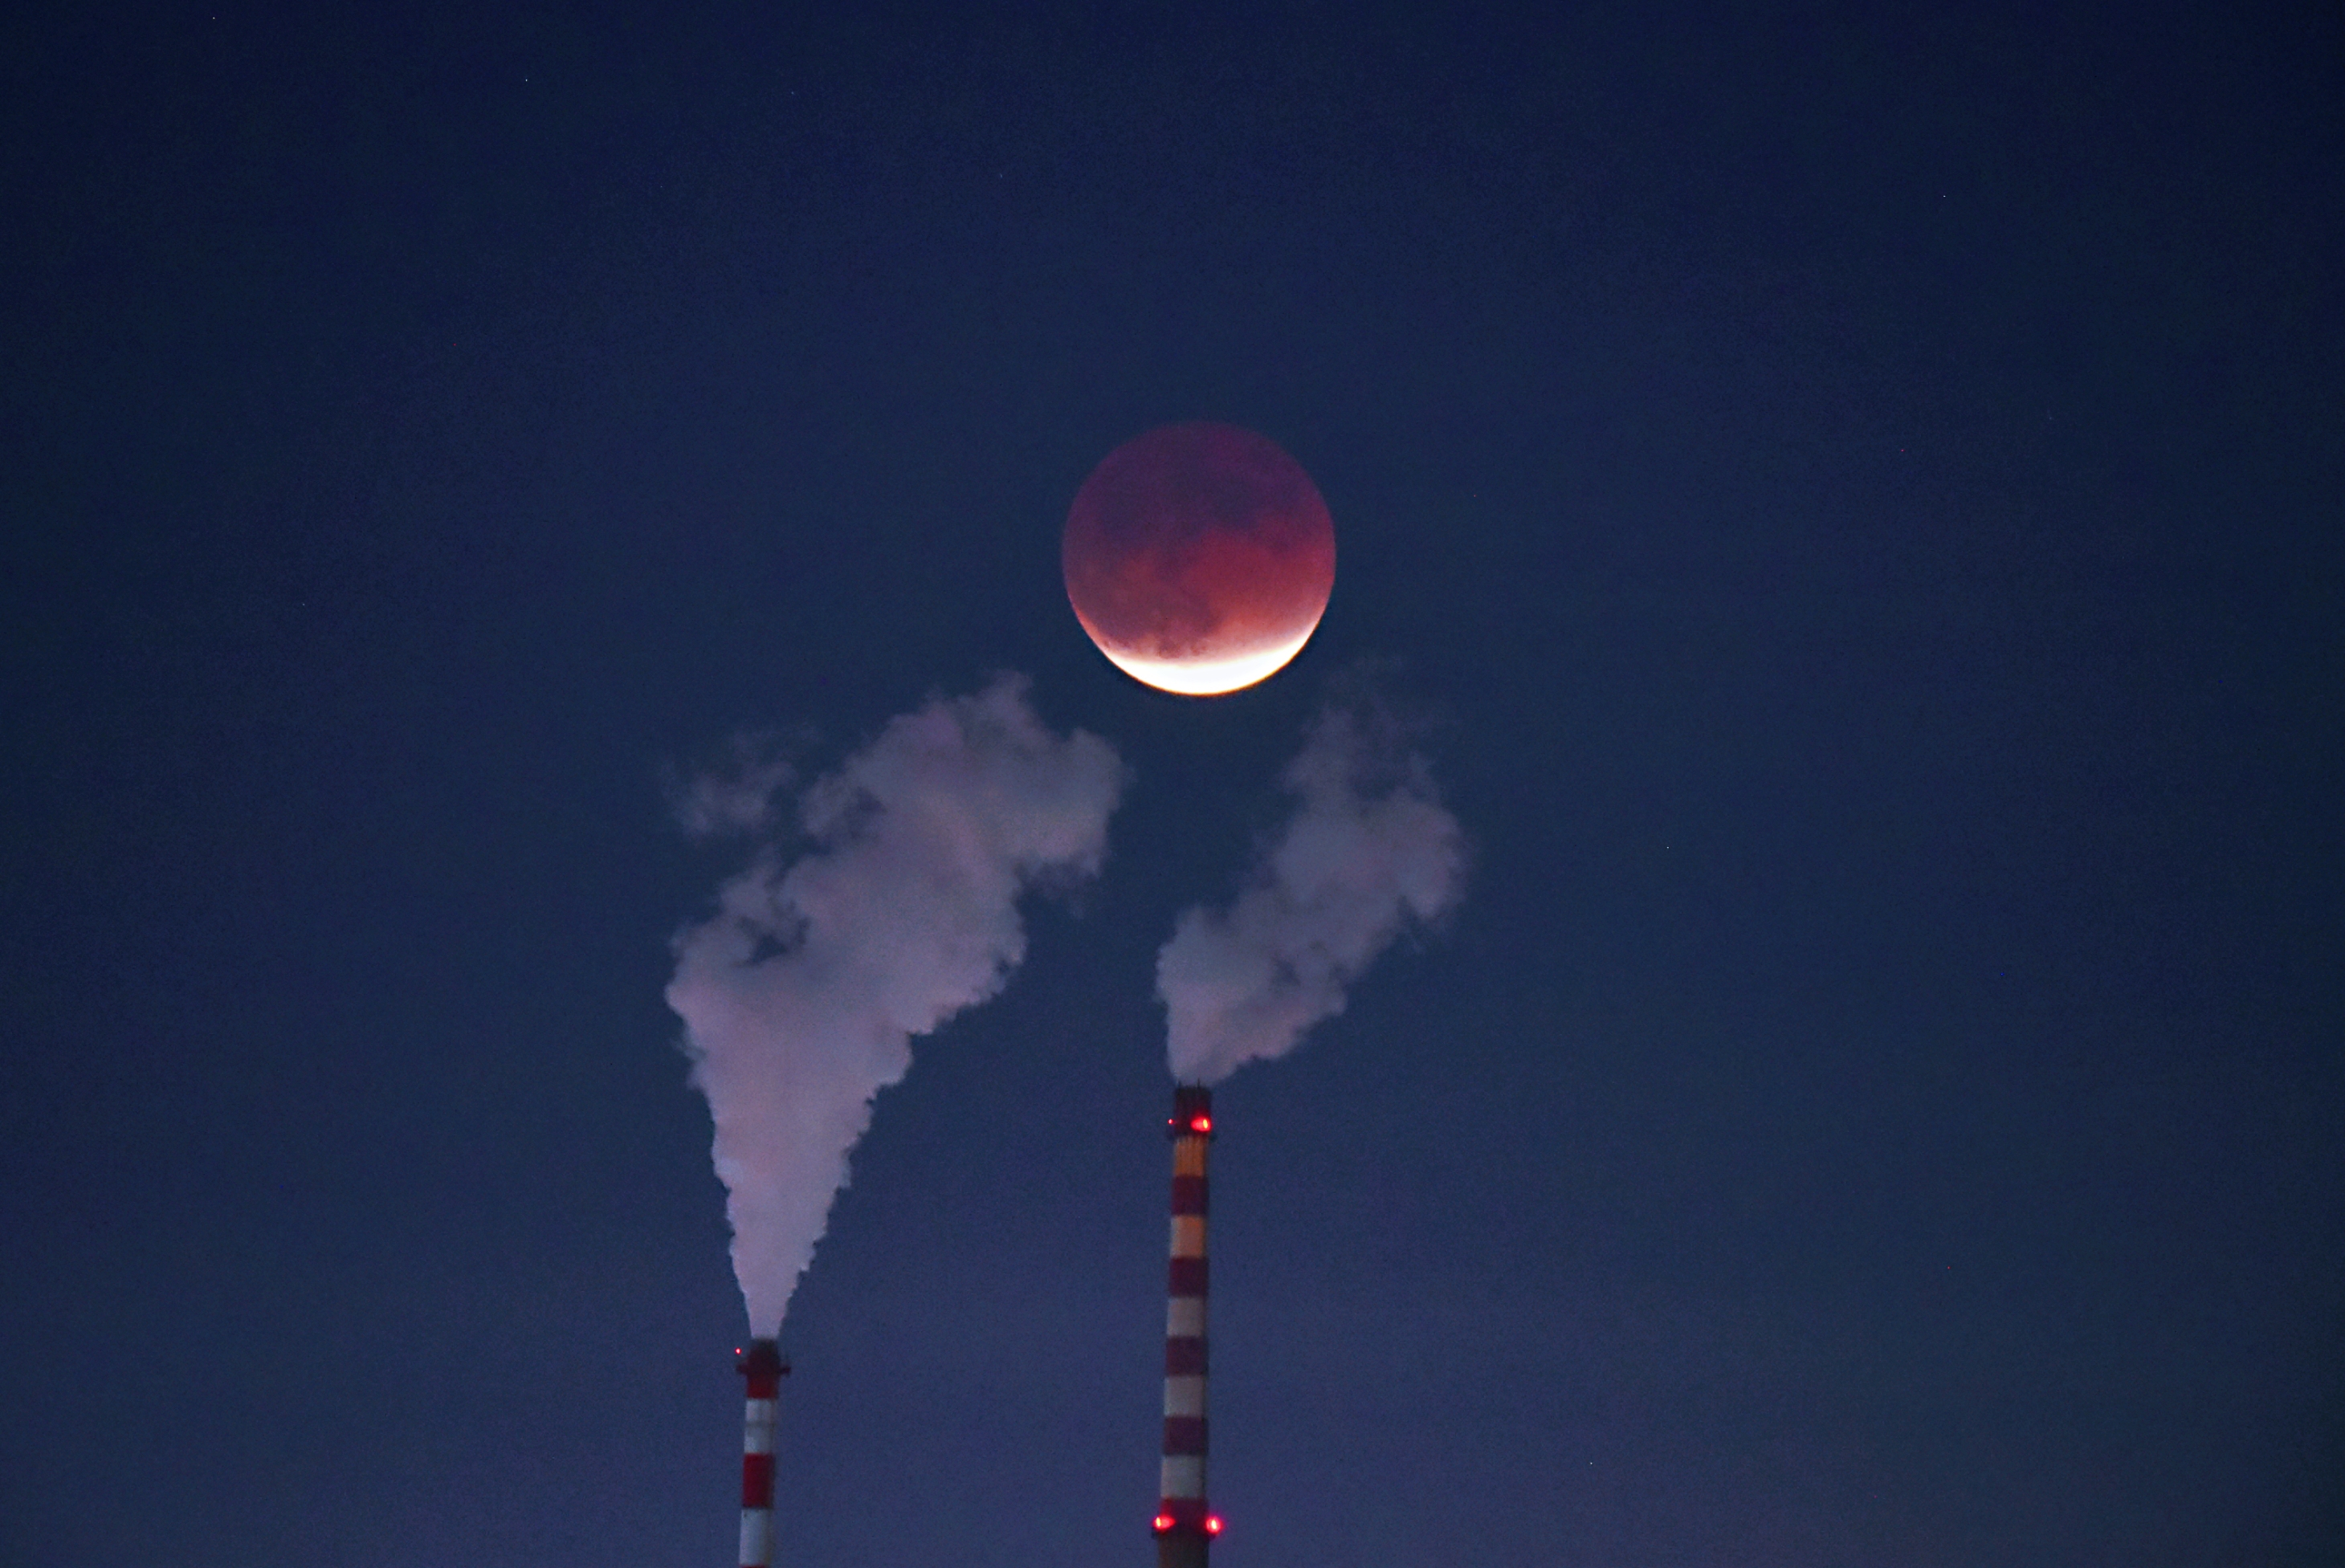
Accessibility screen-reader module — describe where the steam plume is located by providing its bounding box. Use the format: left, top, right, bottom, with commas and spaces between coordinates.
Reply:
667, 676, 1125, 1332
1158, 697, 1466, 1085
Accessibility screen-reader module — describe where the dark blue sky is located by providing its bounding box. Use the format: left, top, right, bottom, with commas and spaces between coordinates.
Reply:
3, 2, 2339, 1564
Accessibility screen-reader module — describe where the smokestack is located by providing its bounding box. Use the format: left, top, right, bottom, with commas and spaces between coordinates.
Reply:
736, 1339, 787, 1568
1153, 1085, 1222, 1567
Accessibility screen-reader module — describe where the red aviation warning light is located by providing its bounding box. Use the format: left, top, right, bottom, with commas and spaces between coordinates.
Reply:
1168, 1084, 1214, 1139
1156, 1512, 1226, 1537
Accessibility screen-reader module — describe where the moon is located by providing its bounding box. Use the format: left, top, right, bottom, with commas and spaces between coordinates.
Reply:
1062, 422, 1336, 696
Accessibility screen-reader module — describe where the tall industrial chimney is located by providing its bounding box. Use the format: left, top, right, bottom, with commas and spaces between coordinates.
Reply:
736, 1339, 787, 1568
1153, 1084, 1222, 1567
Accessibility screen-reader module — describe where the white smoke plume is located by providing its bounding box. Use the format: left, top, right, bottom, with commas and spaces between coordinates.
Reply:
664, 732, 797, 841
1158, 697, 1467, 1085
667, 676, 1126, 1333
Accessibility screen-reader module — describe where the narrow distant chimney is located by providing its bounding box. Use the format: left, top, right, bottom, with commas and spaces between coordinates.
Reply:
1153, 1085, 1221, 1567
736, 1339, 787, 1568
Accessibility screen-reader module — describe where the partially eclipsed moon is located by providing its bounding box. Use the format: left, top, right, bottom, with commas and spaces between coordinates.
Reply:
1062, 422, 1336, 696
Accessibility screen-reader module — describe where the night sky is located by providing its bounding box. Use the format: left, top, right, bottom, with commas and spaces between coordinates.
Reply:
5, 3, 2341, 1565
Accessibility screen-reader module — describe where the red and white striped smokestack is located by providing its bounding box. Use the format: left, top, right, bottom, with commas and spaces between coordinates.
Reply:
1154, 1084, 1221, 1568
736, 1339, 787, 1568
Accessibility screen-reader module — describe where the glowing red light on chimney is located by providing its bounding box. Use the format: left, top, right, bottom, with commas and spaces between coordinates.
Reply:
1152, 1513, 1174, 1533
1189, 1115, 1212, 1133
1205, 1515, 1225, 1534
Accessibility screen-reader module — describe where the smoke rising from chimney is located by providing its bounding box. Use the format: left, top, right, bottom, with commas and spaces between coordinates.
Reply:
667, 676, 1126, 1333
1157, 695, 1467, 1085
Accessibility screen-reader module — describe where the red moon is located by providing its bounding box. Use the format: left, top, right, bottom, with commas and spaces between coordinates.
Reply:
1062, 422, 1336, 695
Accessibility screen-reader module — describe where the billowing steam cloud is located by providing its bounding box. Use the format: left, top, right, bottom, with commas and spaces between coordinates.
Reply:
1158, 697, 1467, 1085
667, 676, 1125, 1333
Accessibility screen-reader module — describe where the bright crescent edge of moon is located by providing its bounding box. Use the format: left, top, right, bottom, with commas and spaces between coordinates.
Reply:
1087, 617, 1326, 696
